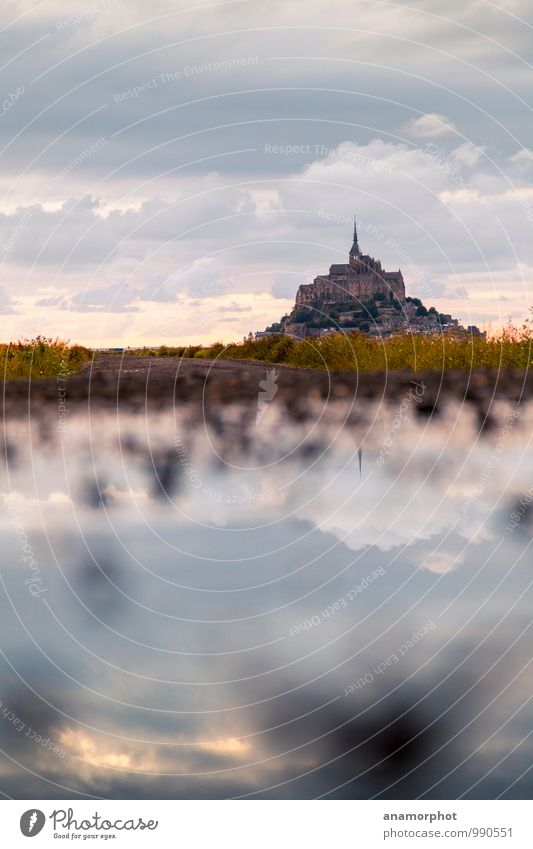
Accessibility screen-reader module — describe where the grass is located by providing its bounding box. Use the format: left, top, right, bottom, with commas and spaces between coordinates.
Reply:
8, 324, 530, 377
1, 337, 91, 380
127, 322, 533, 372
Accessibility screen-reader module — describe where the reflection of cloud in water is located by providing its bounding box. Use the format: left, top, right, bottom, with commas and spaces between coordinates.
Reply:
0, 399, 532, 798
423, 547, 465, 575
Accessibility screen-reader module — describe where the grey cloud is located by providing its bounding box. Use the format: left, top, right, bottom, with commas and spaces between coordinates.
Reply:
69, 281, 142, 312
37, 282, 141, 312
0, 287, 18, 314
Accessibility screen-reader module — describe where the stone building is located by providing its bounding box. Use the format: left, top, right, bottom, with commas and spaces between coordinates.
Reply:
295, 218, 405, 307
256, 217, 484, 339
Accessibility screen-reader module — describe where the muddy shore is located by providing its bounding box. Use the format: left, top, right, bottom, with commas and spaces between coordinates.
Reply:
2, 354, 532, 419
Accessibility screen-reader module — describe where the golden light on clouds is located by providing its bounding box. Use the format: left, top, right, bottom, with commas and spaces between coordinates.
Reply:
59, 730, 153, 772
199, 737, 251, 757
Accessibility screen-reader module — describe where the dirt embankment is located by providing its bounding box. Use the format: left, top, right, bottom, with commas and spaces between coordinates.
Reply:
1, 354, 532, 420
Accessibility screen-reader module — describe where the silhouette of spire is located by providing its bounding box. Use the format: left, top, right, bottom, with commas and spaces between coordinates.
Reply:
350, 216, 360, 257
358, 445, 363, 476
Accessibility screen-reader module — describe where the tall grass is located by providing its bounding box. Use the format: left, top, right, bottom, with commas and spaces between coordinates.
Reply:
0, 337, 91, 379
149, 323, 532, 372
7, 332, 531, 378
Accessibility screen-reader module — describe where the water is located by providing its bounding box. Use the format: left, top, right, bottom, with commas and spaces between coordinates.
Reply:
1, 393, 532, 799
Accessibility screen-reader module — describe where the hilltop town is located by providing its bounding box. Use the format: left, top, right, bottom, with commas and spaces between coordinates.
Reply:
256, 219, 483, 340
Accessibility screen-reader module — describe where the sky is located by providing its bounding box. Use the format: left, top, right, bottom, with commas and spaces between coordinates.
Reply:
1, 0, 533, 345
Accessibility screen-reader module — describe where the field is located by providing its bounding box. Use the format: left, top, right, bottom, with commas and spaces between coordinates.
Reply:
126, 324, 532, 372
0, 337, 91, 380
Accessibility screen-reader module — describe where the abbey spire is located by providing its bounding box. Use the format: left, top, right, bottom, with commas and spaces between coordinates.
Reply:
350, 215, 361, 259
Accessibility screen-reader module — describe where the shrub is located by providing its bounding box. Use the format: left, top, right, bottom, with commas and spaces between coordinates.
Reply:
182, 321, 532, 372
0, 338, 91, 380
291, 307, 313, 324
194, 343, 225, 359
183, 345, 203, 358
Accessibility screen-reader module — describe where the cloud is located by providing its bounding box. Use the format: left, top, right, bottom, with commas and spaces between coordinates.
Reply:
405, 113, 459, 139
271, 273, 303, 299
71, 282, 142, 312
449, 143, 486, 168
0, 287, 18, 314
150, 258, 234, 302
1, 133, 531, 335
37, 282, 141, 313
0, 0, 530, 340
510, 149, 533, 168
423, 548, 465, 575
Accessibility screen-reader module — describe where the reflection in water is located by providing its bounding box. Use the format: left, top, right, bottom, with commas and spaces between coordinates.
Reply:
0, 394, 532, 799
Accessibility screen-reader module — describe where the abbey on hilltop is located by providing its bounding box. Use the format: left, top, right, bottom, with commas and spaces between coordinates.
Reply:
295, 218, 405, 308
258, 218, 483, 339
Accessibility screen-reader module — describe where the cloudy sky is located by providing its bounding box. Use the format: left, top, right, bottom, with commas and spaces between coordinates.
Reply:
1, 0, 532, 345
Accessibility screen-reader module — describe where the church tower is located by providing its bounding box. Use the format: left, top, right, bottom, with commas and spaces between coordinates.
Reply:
349, 216, 361, 267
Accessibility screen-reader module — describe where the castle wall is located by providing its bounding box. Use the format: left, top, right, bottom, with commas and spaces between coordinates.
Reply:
385, 272, 406, 301
295, 269, 405, 306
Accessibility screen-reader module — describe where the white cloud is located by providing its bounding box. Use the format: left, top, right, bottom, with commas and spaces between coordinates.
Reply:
449, 143, 486, 168
405, 113, 459, 139
510, 149, 533, 168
